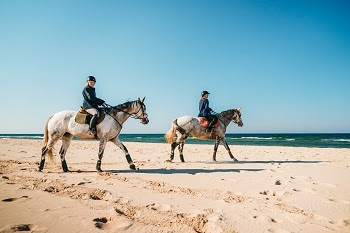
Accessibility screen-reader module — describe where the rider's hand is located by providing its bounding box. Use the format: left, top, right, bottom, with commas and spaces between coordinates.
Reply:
102, 102, 107, 107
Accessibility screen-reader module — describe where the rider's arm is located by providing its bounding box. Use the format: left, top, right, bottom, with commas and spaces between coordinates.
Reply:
84, 88, 105, 106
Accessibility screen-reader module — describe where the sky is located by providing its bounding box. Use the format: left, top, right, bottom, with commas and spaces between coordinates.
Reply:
0, 0, 349, 134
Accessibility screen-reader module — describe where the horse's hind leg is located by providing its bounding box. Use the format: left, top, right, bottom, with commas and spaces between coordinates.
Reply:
59, 133, 73, 172
39, 133, 60, 171
178, 142, 185, 162
212, 137, 221, 162
166, 142, 178, 162
177, 134, 189, 162
221, 137, 238, 162
110, 137, 137, 170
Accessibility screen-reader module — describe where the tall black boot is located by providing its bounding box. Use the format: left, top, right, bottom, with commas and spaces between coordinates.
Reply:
88, 114, 98, 135
206, 118, 216, 133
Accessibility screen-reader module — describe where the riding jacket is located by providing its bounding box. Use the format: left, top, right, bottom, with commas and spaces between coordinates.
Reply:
198, 98, 213, 117
82, 85, 105, 109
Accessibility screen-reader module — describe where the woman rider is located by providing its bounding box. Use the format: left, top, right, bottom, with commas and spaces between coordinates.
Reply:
198, 90, 218, 133
82, 76, 107, 135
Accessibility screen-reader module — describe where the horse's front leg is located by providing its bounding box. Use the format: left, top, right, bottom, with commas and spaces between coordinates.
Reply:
212, 137, 220, 162
221, 137, 238, 161
96, 137, 108, 172
110, 137, 137, 170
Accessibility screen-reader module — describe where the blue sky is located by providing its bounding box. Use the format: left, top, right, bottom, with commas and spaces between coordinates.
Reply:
0, 0, 349, 134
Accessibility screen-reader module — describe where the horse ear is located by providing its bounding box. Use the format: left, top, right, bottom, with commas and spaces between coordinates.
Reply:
237, 107, 242, 111
141, 97, 145, 103
138, 97, 141, 102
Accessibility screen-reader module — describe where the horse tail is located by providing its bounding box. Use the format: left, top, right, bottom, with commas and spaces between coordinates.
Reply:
41, 116, 54, 163
164, 119, 177, 144
165, 119, 186, 144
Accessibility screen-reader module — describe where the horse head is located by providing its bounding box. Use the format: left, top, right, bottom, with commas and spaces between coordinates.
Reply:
135, 97, 149, 124
233, 107, 243, 127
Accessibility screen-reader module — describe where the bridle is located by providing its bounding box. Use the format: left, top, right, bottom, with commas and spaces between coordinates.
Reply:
117, 101, 147, 120
104, 101, 147, 128
217, 110, 241, 127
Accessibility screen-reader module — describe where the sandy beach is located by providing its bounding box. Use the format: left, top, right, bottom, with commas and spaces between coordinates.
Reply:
0, 138, 350, 233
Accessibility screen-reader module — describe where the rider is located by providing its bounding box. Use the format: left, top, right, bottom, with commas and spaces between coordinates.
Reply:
198, 90, 218, 133
82, 76, 107, 135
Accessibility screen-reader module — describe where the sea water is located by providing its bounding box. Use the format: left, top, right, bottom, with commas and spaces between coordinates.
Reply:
1, 133, 349, 148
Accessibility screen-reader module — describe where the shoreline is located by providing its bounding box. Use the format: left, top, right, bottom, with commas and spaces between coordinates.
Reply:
1, 139, 350, 232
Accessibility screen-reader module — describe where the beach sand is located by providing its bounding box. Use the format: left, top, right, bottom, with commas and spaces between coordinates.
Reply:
0, 138, 350, 233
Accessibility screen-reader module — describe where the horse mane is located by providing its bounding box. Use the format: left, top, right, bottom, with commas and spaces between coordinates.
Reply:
113, 101, 135, 111
219, 109, 234, 117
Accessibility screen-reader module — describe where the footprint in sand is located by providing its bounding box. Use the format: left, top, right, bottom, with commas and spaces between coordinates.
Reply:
341, 219, 350, 226
93, 217, 132, 230
292, 188, 316, 193
253, 215, 279, 223
2, 196, 29, 202
146, 203, 172, 211
328, 199, 350, 205
0, 224, 38, 232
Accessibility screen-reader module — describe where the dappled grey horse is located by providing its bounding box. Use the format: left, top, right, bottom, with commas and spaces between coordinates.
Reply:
165, 108, 243, 162
39, 98, 149, 172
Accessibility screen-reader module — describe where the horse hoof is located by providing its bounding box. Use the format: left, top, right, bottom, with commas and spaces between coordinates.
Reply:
165, 159, 173, 163
96, 168, 103, 173
63, 169, 70, 173
130, 164, 136, 170
232, 157, 238, 162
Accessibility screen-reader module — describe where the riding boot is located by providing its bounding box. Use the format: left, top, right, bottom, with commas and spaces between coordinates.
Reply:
206, 120, 215, 133
88, 114, 98, 135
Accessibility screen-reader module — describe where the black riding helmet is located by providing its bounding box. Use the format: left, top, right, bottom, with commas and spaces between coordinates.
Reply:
201, 90, 210, 97
87, 76, 96, 82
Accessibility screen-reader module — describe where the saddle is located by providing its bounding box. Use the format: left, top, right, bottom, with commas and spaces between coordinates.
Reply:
198, 117, 219, 128
75, 108, 106, 125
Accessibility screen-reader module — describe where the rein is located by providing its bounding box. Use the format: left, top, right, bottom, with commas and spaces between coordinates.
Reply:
103, 102, 146, 128
215, 110, 237, 127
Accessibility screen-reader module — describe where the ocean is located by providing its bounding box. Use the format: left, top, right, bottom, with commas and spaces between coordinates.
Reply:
1, 133, 350, 148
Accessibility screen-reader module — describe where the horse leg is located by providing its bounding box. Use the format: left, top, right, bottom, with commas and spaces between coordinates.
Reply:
110, 137, 137, 170
39, 133, 60, 171
212, 137, 220, 162
166, 142, 178, 162
59, 133, 73, 172
178, 142, 185, 162
222, 137, 238, 161
96, 137, 108, 172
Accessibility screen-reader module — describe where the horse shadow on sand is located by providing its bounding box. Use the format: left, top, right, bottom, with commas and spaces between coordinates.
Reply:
104, 167, 264, 175
70, 159, 325, 175
195, 159, 326, 165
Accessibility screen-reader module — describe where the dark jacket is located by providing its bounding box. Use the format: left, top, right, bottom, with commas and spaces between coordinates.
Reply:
198, 98, 212, 117
82, 85, 105, 109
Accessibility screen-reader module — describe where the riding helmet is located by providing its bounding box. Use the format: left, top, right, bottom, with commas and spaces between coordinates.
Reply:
87, 76, 96, 82
201, 90, 210, 97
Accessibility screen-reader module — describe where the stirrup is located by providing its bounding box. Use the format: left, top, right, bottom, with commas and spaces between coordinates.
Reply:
88, 128, 97, 135
206, 128, 213, 133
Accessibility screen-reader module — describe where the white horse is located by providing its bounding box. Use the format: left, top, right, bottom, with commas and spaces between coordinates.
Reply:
39, 98, 149, 172
165, 108, 243, 162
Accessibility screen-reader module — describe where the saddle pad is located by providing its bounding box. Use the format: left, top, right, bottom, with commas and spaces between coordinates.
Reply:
198, 117, 219, 128
75, 112, 106, 125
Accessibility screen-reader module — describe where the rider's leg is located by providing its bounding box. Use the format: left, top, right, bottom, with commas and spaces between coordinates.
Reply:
89, 114, 98, 134
206, 115, 218, 132
86, 109, 99, 135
